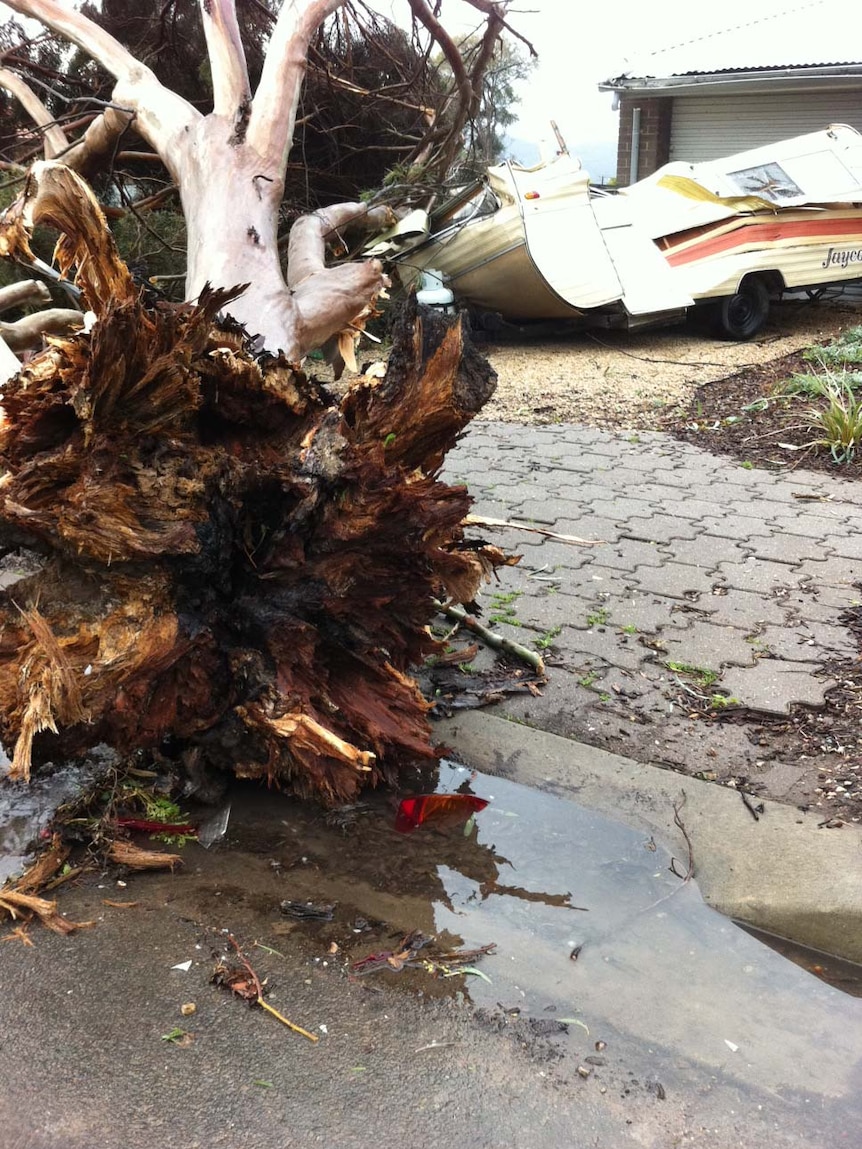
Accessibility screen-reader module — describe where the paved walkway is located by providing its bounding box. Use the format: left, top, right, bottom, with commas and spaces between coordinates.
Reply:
443, 423, 862, 810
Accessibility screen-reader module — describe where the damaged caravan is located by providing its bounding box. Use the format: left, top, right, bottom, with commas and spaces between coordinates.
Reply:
367, 125, 862, 339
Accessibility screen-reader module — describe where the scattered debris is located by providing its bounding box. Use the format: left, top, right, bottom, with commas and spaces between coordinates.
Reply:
161, 1027, 194, 1047
0, 887, 93, 935
668, 793, 695, 882
172, 960, 193, 972
433, 601, 546, 674
395, 793, 488, 832
350, 930, 495, 980
212, 934, 318, 1043
740, 790, 766, 821
107, 841, 183, 871
279, 900, 335, 922
180, 1003, 196, 1016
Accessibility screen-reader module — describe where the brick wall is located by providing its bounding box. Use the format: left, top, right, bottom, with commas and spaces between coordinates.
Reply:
615, 96, 673, 185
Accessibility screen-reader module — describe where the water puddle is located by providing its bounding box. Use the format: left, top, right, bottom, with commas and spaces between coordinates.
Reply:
155, 760, 862, 1117
4, 757, 862, 1128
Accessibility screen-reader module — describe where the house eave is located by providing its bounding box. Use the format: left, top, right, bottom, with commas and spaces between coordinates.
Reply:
599, 64, 862, 98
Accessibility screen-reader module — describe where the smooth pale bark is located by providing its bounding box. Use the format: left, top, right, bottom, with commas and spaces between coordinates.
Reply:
0, 0, 397, 361
0, 308, 84, 351
0, 336, 19, 385
0, 280, 52, 314
0, 67, 69, 158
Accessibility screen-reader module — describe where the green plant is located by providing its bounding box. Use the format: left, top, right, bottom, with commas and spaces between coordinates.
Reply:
666, 661, 719, 687
804, 376, 862, 463
599, 692, 611, 702
534, 625, 562, 651
578, 672, 598, 688
586, 607, 609, 627
802, 325, 862, 368
489, 589, 522, 626
619, 623, 637, 635
710, 694, 740, 709
740, 460, 754, 470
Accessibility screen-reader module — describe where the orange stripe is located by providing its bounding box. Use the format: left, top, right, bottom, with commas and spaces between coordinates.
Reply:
663, 215, 862, 267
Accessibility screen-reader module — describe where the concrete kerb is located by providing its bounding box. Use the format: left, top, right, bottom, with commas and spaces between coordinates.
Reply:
435, 710, 862, 964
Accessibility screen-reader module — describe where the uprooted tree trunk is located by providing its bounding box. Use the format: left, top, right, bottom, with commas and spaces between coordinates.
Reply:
0, 166, 508, 803
1, 0, 512, 365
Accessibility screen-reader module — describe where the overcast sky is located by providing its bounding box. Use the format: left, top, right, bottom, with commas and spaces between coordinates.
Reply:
389, 0, 831, 151
1, 0, 833, 154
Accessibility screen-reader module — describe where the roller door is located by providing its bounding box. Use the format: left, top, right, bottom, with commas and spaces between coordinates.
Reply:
669, 90, 862, 163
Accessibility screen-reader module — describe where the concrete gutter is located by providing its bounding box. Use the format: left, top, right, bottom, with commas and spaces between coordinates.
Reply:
435, 712, 862, 964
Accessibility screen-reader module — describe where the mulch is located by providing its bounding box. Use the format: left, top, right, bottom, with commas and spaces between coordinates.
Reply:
665, 348, 862, 478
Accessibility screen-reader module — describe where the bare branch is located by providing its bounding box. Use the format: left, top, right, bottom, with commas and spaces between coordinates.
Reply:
2, 0, 200, 166
0, 308, 84, 351
197, 0, 252, 121
0, 66, 70, 159
0, 334, 20, 385
247, 0, 345, 169
0, 279, 51, 315
287, 201, 395, 288
58, 107, 134, 176
461, 0, 536, 58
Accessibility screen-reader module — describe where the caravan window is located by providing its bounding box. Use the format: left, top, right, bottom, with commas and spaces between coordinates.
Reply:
727, 162, 804, 203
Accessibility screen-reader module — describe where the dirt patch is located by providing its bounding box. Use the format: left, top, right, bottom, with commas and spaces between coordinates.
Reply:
476, 296, 862, 428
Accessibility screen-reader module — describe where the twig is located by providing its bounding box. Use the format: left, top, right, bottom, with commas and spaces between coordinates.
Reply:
669, 793, 695, 881
228, 934, 318, 1042
463, 514, 596, 547
740, 790, 764, 822
256, 997, 319, 1042
433, 601, 545, 674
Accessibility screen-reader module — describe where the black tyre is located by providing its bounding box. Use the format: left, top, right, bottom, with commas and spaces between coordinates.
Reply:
712, 277, 770, 340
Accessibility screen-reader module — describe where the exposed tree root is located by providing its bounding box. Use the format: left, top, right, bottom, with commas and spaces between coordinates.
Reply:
0, 164, 506, 805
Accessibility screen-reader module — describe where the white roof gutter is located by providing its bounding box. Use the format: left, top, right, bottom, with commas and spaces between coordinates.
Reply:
599, 63, 862, 94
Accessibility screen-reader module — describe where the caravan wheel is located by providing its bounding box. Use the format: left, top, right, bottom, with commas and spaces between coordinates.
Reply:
713, 277, 770, 340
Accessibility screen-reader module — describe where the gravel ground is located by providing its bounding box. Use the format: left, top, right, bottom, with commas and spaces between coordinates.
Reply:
477, 296, 862, 428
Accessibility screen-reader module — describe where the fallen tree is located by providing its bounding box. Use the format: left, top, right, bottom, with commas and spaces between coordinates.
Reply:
0, 162, 508, 802
0, 0, 520, 804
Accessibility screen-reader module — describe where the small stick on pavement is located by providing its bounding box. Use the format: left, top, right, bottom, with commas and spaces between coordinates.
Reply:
740, 790, 764, 822
434, 601, 545, 675
463, 514, 597, 547
228, 934, 318, 1042
669, 793, 695, 882
257, 997, 319, 1042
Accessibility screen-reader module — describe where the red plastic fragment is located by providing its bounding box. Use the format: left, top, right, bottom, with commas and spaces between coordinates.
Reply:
394, 793, 488, 832
114, 818, 197, 836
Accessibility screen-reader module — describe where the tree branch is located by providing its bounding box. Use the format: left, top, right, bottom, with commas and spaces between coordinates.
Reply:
3, 0, 200, 172
0, 66, 70, 159
246, 0, 345, 169
57, 107, 134, 177
197, 0, 252, 122
0, 334, 21, 385
286, 201, 395, 289
0, 279, 52, 315
0, 308, 84, 351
